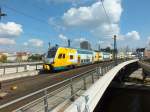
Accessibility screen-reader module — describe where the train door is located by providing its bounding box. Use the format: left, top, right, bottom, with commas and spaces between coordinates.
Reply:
78, 56, 80, 65
92, 56, 94, 63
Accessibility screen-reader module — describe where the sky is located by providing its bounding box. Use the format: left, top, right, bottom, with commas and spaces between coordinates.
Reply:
0, 0, 150, 53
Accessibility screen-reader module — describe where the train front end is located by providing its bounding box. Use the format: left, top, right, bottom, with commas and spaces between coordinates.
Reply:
43, 47, 57, 71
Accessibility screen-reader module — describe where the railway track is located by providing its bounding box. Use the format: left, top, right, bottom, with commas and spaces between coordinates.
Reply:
0, 61, 114, 111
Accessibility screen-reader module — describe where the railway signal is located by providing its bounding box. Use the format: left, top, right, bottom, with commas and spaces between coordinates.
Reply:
0, 7, 7, 20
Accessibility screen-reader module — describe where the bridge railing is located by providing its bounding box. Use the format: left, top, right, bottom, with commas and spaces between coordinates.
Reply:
0, 61, 119, 112
65, 59, 138, 112
0, 62, 43, 76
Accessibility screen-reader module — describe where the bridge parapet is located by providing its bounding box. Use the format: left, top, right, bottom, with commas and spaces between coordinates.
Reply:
64, 59, 138, 112
0, 62, 43, 81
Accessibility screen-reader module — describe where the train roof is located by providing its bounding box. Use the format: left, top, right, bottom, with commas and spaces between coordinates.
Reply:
76, 49, 93, 54
101, 52, 111, 55
49, 46, 111, 54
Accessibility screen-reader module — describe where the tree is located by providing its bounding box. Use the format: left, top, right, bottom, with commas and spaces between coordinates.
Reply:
28, 54, 43, 61
0, 54, 7, 63
101, 47, 114, 53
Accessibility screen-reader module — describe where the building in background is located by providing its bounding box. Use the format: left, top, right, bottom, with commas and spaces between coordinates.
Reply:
7, 53, 16, 62
118, 52, 125, 59
80, 41, 91, 50
144, 48, 150, 58
0, 52, 16, 62
136, 48, 145, 59
16, 52, 29, 61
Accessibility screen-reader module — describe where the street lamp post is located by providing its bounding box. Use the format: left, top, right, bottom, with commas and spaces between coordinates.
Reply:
113, 35, 118, 65
68, 39, 71, 48
0, 7, 7, 20
0, 7, 6, 90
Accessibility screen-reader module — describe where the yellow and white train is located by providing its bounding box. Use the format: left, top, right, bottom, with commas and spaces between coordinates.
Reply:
43, 46, 112, 71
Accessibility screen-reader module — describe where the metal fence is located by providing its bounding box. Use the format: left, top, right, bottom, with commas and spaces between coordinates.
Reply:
0, 62, 43, 76
0, 61, 119, 112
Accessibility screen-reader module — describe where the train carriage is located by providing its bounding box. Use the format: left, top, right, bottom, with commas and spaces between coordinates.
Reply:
43, 46, 112, 71
77, 49, 94, 65
101, 52, 111, 61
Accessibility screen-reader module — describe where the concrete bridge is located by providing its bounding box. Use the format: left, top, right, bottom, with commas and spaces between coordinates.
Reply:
0, 59, 138, 112
64, 59, 138, 112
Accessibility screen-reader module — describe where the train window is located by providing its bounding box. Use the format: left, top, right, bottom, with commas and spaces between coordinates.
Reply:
47, 50, 56, 58
70, 55, 73, 59
58, 54, 62, 59
63, 54, 65, 58
81, 60, 84, 63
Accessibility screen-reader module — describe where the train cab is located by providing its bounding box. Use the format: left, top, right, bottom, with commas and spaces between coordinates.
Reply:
43, 47, 78, 71
43, 47, 57, 71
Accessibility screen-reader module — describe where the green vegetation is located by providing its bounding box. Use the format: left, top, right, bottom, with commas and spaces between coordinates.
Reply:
101, 47, 114, 53
0, 55, 7, 63
28, 54, 43, 61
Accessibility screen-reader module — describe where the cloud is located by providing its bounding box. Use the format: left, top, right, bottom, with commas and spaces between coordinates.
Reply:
48, 17, 66, 31
125, 31, 140, 40
71, 37, 87, 48
91, 23, 120, 38
63, 0, 122, 26
97, 40, 112, 48
0, 38, 16, 45
0, 22, 23, 38
62, 0, 122, 39
74, 37, 86, 42
23, 42, 28, 46
59, 34, 68, 41
147, 36, 150, 42
98, 40, 104, 44
24, 38, 44, 47
105, 42, 112, 48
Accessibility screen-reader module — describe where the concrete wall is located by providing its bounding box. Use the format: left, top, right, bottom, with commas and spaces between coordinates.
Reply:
64, 60, 138, 112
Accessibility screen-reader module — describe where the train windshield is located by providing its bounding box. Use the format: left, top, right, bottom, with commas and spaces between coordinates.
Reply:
46, 47, 57, 58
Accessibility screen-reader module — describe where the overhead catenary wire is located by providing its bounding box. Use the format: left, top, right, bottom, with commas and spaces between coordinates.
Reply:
100, 0, 118, 62
27, 1, 49, 15
100, 0, 114, 34
3, 3, 65, 34
0, 0, 49, 22
3, 4, 49, 26
1, 3, 57, 37
100, 0, 112, 25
